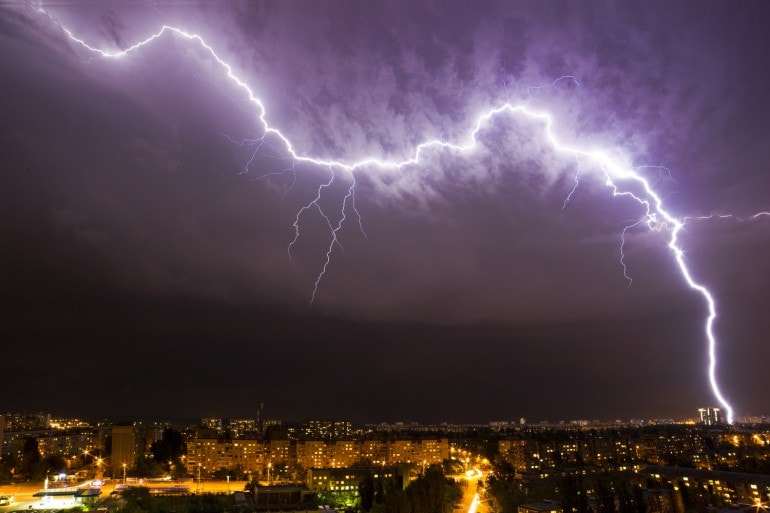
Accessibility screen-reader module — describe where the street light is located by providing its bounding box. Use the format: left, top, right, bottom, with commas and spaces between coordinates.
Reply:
122, 463, 127, 485
82, 450, 104, 479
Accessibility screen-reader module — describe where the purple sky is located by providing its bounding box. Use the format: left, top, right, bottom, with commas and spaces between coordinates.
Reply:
1, 1, 769, 424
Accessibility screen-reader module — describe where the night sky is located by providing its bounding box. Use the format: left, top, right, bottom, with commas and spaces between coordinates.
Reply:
1, 2, 769, 424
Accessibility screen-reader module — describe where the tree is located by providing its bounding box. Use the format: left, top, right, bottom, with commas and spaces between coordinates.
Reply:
490, 456, 516, 482
150, 428, 186, 464
170, 460, 188, 479
360, 471, 376, 512
616, 481, 635, 513
594, 476, 616, 513
375, 473, 387, 504
383, 488, 411, 513
303, 492, 322, 509
21, 437, 41, 476
244, 476, 259, 496
486, 479, 526, 513
0, 453, 19, 484
404, 465, 461, 513
558, 475, 589, 513
211, 465, 247, 480
130, 455, 164, 478
30, 454, 67, 481
632, 486, 646, 513
119, 486, 156, 513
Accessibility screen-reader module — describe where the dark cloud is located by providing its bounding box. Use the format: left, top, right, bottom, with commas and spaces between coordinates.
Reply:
1, 1, 769, 422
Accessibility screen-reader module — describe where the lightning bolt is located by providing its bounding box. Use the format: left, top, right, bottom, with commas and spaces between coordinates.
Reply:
561, 158, 583, 211
288, 168, 342, 261
311, 177, 359, 303
684, 212, 770, 223
618, 216, 646, 287
35, 5, 770, 424
526, 74, 581, 99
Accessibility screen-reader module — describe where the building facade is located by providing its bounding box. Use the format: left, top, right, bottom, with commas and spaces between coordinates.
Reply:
698, 408, 722, 426
111, 425, 137, 475
186, 438, 449, 476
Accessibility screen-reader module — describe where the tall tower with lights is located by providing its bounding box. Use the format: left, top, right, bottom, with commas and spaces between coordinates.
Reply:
698, 407, 722, 426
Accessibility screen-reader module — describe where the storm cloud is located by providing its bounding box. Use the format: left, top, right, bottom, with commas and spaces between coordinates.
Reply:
1, 1, 769, 422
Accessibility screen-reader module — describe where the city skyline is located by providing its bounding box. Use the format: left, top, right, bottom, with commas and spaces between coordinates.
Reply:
1, 2, 769, 423
4, 410, 770, 512
1, 403, 766, 431
2, 407, 766, 427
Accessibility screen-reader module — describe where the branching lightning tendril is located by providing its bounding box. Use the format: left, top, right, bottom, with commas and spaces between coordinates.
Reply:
37, 5, 770, 423
561, 157, 583, 210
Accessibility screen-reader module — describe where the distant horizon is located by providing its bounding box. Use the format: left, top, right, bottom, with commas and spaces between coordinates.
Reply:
6, 410, 768, 427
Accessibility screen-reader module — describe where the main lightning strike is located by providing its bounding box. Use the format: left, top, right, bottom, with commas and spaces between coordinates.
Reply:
37, 6, 770, 424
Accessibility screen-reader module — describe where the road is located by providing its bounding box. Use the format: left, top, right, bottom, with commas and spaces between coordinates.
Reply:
452, 468, 489, 513
0, 469, 481, 512
184, 479, 248, 494
0, 482, 46, 511
0, 478, 251, 512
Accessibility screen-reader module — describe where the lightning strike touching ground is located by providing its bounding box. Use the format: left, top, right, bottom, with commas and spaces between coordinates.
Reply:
35, 6, 770, 423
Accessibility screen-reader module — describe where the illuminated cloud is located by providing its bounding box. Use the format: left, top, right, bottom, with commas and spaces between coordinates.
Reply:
1, 1, 768, 421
